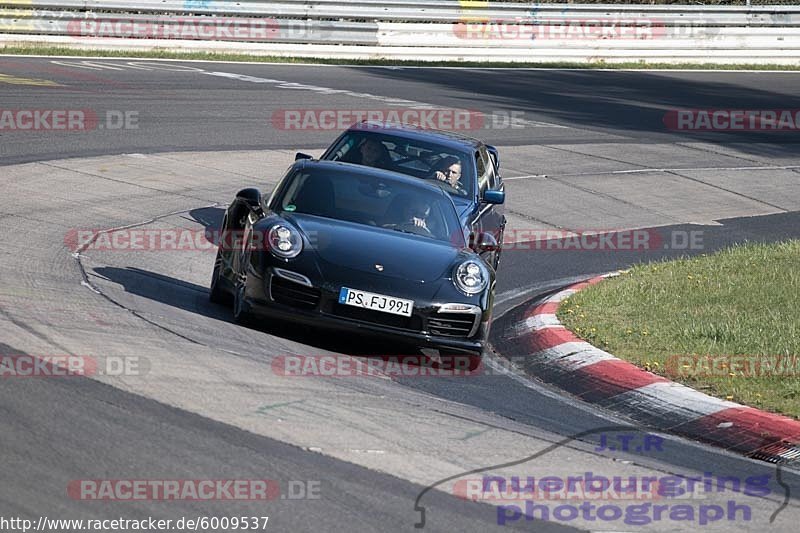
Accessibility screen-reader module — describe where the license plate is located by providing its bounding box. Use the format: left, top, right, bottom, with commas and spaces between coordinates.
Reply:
338, 287, 413, 317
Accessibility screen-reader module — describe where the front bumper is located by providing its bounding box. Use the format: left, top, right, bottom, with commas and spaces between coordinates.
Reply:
243, 268, 490, 355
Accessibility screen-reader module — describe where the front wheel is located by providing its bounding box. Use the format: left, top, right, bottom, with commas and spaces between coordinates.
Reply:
209, 249, 230, 305
492, 247, 502, 271
492, 228, 504, 271
232, 272, 251, 324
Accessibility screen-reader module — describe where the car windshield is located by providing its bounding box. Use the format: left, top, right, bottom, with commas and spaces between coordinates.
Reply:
273, 167, 465, 245
322, 131, 475, 198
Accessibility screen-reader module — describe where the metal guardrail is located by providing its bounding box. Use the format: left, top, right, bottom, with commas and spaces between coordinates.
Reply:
4, 1, 800, 23
1, 1, 799, 64
0, 11, 378, 45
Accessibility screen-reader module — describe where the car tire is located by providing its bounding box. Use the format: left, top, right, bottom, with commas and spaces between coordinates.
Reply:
492, 229, 504, 271
209, 249, 230, 305
232, 272, 251, 324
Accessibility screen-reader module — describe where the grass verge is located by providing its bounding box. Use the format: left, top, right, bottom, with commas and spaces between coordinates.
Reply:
1, 46, 799, 70
557, 240, 800, 418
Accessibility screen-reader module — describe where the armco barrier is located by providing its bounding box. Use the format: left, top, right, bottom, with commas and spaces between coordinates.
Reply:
1, 1, 799, 64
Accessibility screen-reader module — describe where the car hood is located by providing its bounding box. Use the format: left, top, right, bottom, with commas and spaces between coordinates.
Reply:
285, 214, 462, 283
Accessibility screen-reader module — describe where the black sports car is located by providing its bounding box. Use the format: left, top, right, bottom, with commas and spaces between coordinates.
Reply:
298, 121, 507, 269
209, 160, 497, 364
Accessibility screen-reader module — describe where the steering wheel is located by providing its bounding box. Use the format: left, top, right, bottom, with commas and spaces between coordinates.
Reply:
397, 221, 434, 237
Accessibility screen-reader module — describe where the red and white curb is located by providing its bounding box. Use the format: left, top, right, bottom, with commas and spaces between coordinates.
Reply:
514, 273, 800, 463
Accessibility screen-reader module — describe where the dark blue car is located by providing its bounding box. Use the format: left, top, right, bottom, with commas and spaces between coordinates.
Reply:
298, 121, 507, 269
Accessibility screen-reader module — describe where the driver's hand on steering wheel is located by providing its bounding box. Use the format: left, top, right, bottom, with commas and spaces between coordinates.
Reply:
412, 217, 428, 230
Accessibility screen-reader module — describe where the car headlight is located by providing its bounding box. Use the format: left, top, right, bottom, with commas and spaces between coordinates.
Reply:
453, 260, 488, 295
268, 224, 303, 259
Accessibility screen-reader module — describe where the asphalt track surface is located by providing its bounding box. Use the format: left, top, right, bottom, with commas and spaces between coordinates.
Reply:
2, 57, 800, 532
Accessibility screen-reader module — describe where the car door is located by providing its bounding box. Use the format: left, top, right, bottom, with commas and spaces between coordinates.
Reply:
485, 145, 506, 245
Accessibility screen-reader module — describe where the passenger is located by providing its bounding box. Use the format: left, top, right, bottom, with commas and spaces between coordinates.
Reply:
353, 138, 394, 170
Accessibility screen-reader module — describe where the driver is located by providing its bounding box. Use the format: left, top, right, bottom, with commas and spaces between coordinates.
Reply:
404, 199, 431, 231
432, 156, 465, 192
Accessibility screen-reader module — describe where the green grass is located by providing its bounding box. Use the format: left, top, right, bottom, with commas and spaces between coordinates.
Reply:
1, 46, 799, 70
558, 240, 800, 418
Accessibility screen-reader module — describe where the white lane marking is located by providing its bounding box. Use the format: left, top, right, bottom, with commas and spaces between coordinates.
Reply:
504, 164, 800, 181
494, 275, 603, 308
203, 70, 569, 128
50, 60, 206, 72
520, 119, 570, 129
505, 173, 548, 180
45, 60, 571, 128
205, 70, 444, 109
50, 60, 124, 70
494, 286, 541, 306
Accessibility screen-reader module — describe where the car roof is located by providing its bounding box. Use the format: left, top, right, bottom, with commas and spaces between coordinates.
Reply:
296, 159, 453, 198
345, 121, 483, 150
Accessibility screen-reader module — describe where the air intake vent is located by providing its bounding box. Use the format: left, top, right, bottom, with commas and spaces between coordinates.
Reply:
428, 313, 476, 337
270, 276, 321, 310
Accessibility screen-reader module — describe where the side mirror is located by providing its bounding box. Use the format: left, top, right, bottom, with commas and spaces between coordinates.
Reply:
295, 152, 313, 161
235, 187, 263, 214
482, 189, 505, 205
473, 232, 498, 254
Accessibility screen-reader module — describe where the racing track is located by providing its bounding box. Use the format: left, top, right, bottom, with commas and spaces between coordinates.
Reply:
2, 57, 800, 532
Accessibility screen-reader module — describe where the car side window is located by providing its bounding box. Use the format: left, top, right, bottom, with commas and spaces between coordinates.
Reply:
476, 150, 490, 195
482, 148, 498, 190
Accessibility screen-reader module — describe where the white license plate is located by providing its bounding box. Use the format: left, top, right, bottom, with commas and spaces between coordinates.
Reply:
338, 287, 413, 317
